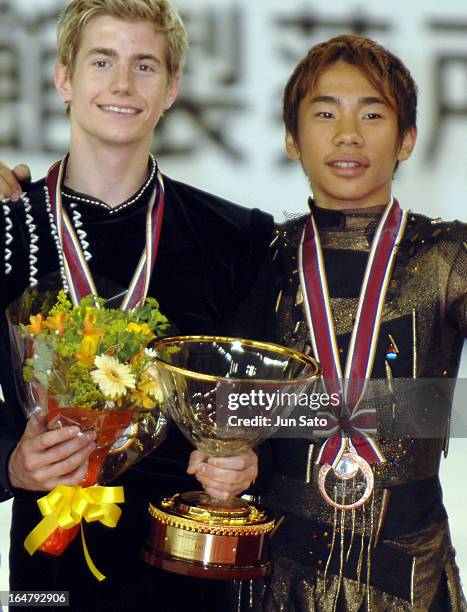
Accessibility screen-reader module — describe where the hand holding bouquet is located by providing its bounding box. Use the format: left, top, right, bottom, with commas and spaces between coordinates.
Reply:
8, 290, 171, 570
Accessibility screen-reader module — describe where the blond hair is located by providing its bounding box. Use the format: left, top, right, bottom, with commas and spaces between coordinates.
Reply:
57, 0, 188, 82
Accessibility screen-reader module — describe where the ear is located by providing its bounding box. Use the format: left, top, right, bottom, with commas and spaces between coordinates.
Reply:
397, 127, 417, 162
54, 63, 72, 103
162, 73, 181, 112
285, 130, 301, 161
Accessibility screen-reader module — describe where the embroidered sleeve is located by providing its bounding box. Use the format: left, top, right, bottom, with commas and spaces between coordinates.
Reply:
0, 194, 42, 309
1, 200, 14, 279
0, 200, 29, 498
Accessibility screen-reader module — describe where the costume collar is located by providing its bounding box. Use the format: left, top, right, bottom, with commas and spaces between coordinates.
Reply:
61, 154, 157, 215
308, 198, 387, 229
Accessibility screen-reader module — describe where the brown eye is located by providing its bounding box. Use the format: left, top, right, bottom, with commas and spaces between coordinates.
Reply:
136, 64, 155, 73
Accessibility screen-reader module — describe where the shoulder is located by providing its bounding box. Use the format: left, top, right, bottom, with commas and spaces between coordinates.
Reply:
162, 175, 274, 237
275, 214, 308, 234
404, 211, 467, 248
272, 214, 308, 251
23, 177, 47, 199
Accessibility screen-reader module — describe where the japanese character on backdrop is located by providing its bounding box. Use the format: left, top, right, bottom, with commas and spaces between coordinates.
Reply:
0, 1, 65, 154
153, 5, 246, 160
425, 20, 467, 163
0, 1, 22, 149
34, 7, 69, 154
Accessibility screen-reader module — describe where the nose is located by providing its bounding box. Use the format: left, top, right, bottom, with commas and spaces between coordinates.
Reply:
110, 65, 133, 96
333, 116, 363, 147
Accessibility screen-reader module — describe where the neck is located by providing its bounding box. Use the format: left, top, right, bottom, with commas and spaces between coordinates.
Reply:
313, 201, 387, 215
313, 198, 391, 211
65, 140, 151, 208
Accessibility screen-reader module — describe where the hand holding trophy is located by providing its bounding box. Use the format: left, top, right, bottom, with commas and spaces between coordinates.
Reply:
142, 336, 320, 579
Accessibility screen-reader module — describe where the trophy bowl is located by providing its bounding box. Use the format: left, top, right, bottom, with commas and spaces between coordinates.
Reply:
142, 336, 320, 580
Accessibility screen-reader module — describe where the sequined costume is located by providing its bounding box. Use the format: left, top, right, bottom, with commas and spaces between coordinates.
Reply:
243, 203, 467, 612
0, 156, 274, 611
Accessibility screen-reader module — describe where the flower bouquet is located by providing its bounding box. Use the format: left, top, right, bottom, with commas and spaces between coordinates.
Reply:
7, 289, 171, 568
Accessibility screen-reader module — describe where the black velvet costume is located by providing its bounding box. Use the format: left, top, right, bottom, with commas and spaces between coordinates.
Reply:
0, 157, 274, 611
240, 203, 467, 612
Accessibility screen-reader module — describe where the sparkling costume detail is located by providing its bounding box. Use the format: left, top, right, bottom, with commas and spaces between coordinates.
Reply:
244, 203, 467, 612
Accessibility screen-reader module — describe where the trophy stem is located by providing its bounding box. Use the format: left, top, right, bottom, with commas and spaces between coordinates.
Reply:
173, 491, 252, 520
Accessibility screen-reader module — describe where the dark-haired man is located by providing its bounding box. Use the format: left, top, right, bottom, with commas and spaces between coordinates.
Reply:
241, 35, 466, 611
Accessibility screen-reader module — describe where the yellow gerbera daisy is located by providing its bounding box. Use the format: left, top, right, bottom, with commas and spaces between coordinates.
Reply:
91, 354, 136, 399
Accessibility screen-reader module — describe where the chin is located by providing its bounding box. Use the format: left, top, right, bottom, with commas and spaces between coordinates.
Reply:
98, 131, 142, 147
325, 190, 369, 203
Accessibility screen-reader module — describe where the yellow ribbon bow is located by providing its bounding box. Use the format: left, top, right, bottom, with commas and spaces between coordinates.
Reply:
24, 484, 125, 581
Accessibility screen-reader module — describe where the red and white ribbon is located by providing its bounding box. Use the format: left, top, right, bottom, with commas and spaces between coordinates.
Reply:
46, 158, 165, 311
298, 198, 407, 467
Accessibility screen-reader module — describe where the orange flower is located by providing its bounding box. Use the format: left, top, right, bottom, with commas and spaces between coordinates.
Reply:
26, 314, 44, 335
83, 310, 105, 337
44, 312, 69, 336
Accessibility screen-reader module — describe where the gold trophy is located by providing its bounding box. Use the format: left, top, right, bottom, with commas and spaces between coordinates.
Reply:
142, 336, 320, 579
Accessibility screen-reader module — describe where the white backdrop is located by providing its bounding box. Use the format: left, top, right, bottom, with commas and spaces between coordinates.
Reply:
0, 0, 466, 603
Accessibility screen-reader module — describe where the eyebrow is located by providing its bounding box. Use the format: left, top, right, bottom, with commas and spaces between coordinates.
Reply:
86, 47, 162, 65
309, 95, 387, 106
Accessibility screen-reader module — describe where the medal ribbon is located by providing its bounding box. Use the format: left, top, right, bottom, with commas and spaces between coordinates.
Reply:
298, 198, 407, 467
46, 158, 165, 310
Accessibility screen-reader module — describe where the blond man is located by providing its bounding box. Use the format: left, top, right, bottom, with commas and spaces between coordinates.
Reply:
0, 1, 271, 609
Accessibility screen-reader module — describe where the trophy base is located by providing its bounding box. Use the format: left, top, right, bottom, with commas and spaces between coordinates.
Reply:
142, 492, 275, 581
141, 548, 271, 580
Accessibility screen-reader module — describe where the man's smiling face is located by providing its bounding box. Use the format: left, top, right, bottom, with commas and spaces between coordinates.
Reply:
285, 61, 416, 210
55, 15, 180, 150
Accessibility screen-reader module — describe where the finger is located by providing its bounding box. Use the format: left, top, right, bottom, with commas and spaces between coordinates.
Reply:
47, 458, 90, 490
0, 162, 23, 198
38, 430, 97, 468
35, 440, 96, 481
187, 449, 208, 474
22, 411, 48, 439
207, 452, 257, 472
13, 164, 31, 183
21, 430, 94, 473
197, 462, 255, 485
29, 425, 85, 453
195, 471, 253, 495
